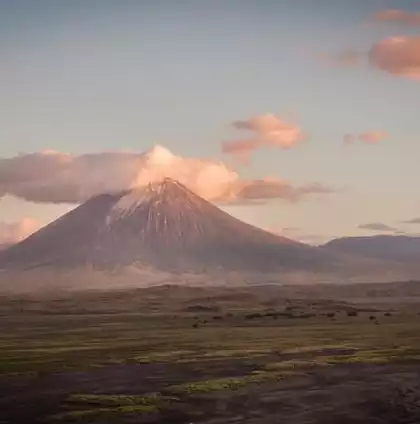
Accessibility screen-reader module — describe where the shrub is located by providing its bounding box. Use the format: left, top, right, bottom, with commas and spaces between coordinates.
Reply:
360, 385, 420, 423
245, 313, 262, 320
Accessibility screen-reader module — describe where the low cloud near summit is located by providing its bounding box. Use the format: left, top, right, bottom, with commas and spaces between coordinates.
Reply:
0, 218, 41, 246
0, 146, 331, 205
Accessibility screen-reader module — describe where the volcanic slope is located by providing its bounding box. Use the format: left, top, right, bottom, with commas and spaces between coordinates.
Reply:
0, 178, 349, 275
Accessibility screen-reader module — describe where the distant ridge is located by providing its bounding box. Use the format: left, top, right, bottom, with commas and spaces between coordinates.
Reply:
322, 235, 420, 264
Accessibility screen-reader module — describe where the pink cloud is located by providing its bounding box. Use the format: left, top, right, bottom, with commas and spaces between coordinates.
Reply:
221, 139, 259, 164
369, 36, 420, 81
344, 131, 387, 144
359, 131, 387, 143
0, 218, 41, 246
373, 9, 420, 26
236, 177, 333, 203
0, 146, 331, 205
222, 114, 304, 159
222, 139, 260, 154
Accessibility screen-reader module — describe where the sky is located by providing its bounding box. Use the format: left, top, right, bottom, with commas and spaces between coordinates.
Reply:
1, 0, 420, 245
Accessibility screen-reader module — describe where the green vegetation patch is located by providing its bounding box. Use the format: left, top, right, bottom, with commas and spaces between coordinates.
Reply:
132, 348, 270, 365
132, 350, 194, 363
168, 371, 301, 394
325, 348, 413, 365
274, 350, 409, 369
45, 405, 158, 422
67, 393, 175, 407
281, 344, 356, 355
265, 359, 328, 371
45, 393, 179, 422
264, 346, 420, 371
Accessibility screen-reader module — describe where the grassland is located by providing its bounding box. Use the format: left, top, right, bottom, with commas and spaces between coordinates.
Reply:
1, 284, 420, 423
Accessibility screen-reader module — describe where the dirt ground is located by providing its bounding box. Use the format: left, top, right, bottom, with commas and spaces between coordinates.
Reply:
1, 361, 420, 423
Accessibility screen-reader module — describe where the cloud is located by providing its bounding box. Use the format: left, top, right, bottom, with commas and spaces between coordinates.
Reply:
358, 222, 397, 232
373, 9, 420, 26
344, 131, 387, 144
402, 217, 420, 224
221, 139, 260, 165
0, 146, 332, 205
0, 218, 41, 246
323, 33, 420, 81
369, 36, 420, 81
359, 222, 420, 237
320, 50, 363, 67
237, 178, 332, 202
269, 226, 329, 245
222, 114, 304, 158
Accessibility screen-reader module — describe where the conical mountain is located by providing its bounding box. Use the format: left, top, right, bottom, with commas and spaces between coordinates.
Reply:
0, 178, 343, 274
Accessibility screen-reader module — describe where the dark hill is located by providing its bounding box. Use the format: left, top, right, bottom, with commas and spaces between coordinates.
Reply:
322, 235, 420, 264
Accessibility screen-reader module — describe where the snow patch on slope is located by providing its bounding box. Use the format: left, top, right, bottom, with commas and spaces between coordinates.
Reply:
108, 190, 151, 222
105, 178, 186, 226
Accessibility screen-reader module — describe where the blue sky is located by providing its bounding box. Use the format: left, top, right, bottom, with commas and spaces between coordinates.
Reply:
1, 0, 420, 243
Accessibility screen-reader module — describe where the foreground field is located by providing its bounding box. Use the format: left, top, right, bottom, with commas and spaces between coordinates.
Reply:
1, 284, 420, 424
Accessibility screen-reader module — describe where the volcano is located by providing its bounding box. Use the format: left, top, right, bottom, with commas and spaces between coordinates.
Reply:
0, 178, 345, 274
1, 178, 413, 292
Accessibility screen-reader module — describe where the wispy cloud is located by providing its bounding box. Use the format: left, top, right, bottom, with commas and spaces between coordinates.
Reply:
344, 131, 387, 144
323, 32, 420, 82
0, 146, 332, 205
373, 9, 420, 27
358, 222, 397, 232
0, 218, 41, 246
236, 177, 332, 203
402, 217, 420, 224
222, 114, 304, 159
